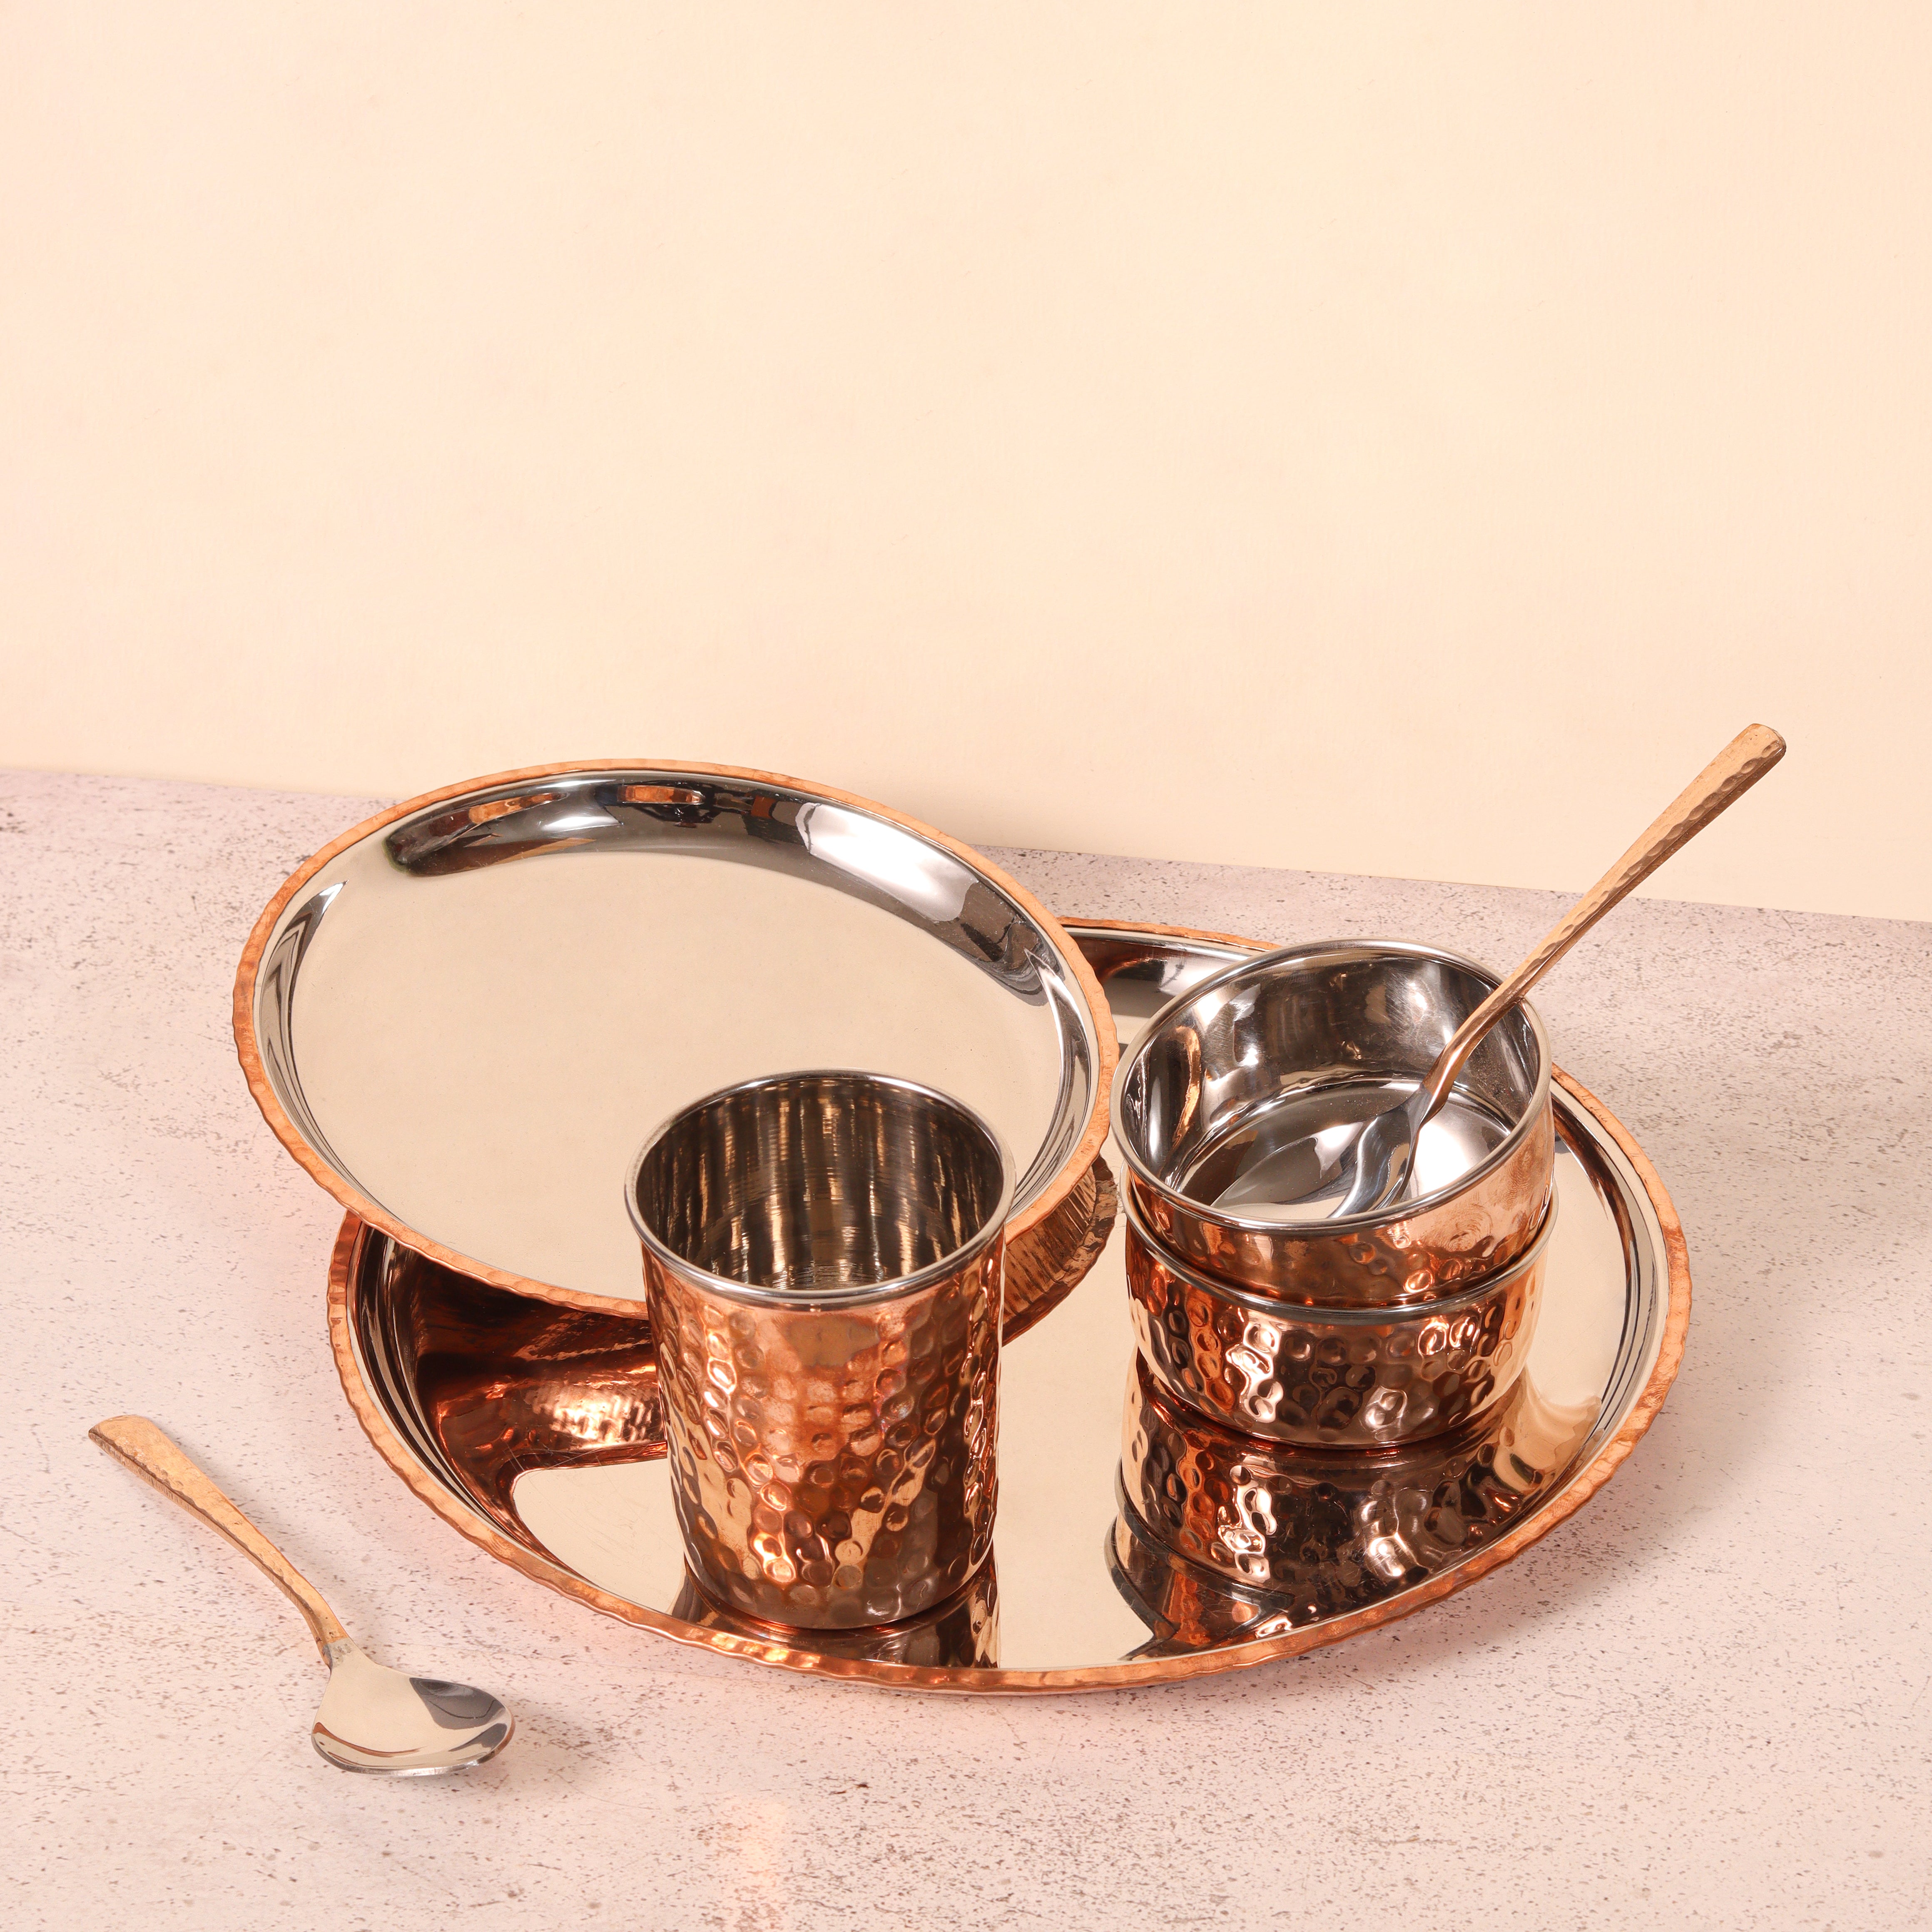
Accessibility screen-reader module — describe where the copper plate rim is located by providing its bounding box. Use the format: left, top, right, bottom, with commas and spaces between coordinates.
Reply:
1058, 913, 1265, 955
236, 758, 1118, 1317
1000, 1155, 1119, 1344
325, 918, 1690, 1694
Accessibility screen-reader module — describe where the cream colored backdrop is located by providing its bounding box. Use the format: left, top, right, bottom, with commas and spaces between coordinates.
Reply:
4, 5, 1927, 919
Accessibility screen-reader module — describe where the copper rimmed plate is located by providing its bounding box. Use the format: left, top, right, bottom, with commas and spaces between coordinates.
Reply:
237, 762, 1115, 1316
329, 919, 1689, 1691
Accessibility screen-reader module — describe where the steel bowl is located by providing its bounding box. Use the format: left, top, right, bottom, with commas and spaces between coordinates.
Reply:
1113, 939, 1554, 1304
1123, 1185, 1552, 1447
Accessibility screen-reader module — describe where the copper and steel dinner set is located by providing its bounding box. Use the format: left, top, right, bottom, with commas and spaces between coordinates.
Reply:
94, 737, 1782, 1703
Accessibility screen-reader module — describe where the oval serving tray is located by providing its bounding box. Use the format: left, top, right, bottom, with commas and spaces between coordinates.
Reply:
329, 919, 1689, 1691
237, 762, 1115, 1316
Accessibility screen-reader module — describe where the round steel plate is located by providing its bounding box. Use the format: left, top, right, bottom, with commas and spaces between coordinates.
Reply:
238, 762, 1113, 1313
329, 919, 1689, 1690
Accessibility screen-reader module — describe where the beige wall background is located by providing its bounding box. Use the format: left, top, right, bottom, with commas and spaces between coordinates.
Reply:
4, 5, 1927, 919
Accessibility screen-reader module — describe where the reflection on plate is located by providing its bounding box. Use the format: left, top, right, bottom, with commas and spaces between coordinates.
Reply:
1110, 1351, 1596, 1652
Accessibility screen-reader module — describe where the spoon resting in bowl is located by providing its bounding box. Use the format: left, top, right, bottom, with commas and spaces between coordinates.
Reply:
90, 1414, 513, 1774
1217, 722, 1786, 1221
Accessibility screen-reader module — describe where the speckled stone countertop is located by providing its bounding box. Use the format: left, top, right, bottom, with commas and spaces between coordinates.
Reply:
5, 770, 1928, 1931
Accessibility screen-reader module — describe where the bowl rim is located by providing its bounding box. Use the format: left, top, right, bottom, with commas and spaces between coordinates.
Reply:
625, 1066, 1016, 1312
1110, 936, 1553, 1238
1122, 1180, 1557, 1324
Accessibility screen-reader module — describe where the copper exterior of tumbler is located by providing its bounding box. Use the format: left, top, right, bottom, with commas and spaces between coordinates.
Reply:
1115, 940, 1554, 1305
1123, 1186, 1551, 1448
629, 1070, 1010, 1629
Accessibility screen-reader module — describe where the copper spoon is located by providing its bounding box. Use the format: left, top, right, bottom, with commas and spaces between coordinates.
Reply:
90, 1414, 513, 1774
1218, 723, 1787, 1219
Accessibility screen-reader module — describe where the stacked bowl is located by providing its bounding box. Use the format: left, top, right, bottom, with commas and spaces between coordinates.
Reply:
1109, 939, 1559, 1607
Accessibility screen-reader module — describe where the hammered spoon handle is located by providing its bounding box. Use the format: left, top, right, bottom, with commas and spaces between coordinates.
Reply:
89, 1414, 349, 1657
1309, 722, 1788, 1220
1410, 722, 1788, 1122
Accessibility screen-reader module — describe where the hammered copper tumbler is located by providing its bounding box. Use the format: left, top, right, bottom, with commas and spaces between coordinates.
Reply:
627, 1070, 1010, 1629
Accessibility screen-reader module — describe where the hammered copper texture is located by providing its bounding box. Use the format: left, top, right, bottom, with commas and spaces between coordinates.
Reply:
645, 1235, 1003, 1628
1124, 1194, 1548, 1448
338, 1162, 1109, 1561
1125, 1097, 1554, 1306
670, 1560, 999, 1668
1107, 1509, 1299, 1656
1112, 1352, 1585, 1642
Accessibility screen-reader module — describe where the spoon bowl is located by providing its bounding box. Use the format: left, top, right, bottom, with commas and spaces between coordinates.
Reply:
311, 1642, 511, 1775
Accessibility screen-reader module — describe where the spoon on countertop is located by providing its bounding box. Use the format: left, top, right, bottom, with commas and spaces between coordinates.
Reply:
90, 1414, 513, 1775
1216, 723, 1787, 1220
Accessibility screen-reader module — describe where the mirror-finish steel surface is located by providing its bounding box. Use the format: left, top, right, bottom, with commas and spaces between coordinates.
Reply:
1115, 940, 1554, 1305
630, 1070, 1011, 1305
1125, 1187, 1551, 1447
89, 1415, 512, 1772
234, 761, 1113, 1315
327, 919, 1689, 1691
630, 1071, 1010, 1628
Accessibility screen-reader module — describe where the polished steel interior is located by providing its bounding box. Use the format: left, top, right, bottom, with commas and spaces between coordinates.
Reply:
243, 767, 1106, 1306
630, 1070, 1009, 1300
335, 922, 1674, 1687
1114, 940, 1555, 1303
1116, 939, 1547, 1222
309, 1644, 513, 1776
